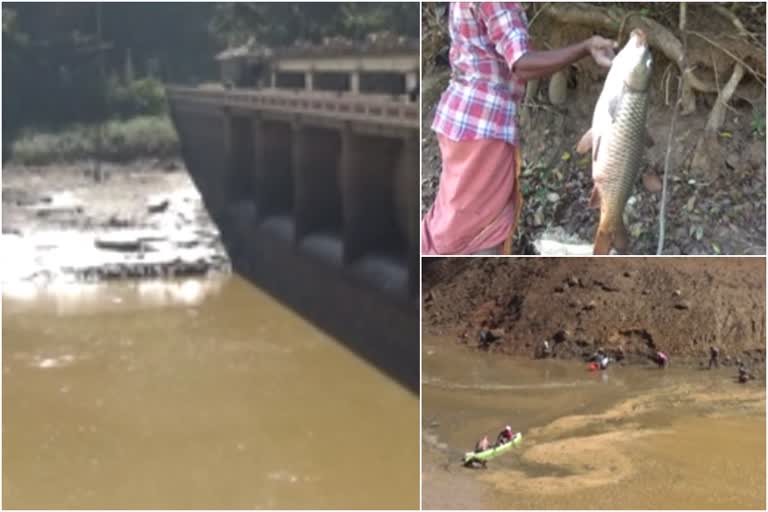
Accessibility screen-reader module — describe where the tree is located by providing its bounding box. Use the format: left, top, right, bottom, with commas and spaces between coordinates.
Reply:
209, 2, 418, 47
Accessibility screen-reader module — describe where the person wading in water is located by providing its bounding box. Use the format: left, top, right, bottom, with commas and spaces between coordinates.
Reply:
708, 346, 720, 369
422, 2, 618, 255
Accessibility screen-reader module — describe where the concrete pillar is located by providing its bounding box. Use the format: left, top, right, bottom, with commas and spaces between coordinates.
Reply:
250, 116, 266, 214
194, 109, 234, 227
394, 135, 419, 297
229, 115, 256, 202
177, 106, 230, 226
405, 71, 418, 96
340, 127, 402, 263
292, 124, 342, 242
305, 71, 314, 91
290, 121, 305, 242
222, 115, 261, 263
260, 120, 294, 216
350, 71, 360, 94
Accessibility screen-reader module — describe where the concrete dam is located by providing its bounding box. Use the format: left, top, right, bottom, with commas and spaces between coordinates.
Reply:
167, 43, 419, 391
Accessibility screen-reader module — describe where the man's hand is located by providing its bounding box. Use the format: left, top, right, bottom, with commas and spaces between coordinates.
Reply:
586, 36, 618, 67
513, 37, 618, 81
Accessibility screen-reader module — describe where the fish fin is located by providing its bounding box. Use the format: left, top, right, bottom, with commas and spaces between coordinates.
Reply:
613, 220, 630, 253
593, 135, 602, 162
592, 226, 612, 255
588, 186, 601, 209
576, 129, 592, 154
592, 219, 629, 255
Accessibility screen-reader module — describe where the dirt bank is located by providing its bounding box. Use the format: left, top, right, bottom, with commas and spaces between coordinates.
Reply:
423, 258, 766, 370
2, 160, 229, 285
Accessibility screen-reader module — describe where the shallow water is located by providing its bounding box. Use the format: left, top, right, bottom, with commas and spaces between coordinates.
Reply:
3, 277, 418, 509
422, 336, 766, 510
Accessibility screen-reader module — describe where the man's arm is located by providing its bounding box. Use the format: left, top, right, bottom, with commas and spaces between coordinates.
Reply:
479, 3, 618, 81
512, 37, 618, 81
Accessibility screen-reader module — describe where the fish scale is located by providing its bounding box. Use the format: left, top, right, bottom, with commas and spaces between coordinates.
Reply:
579, 28, 653, 254
596, 88, 649, 231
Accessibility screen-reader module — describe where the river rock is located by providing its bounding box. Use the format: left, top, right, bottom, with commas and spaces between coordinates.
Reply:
95, 230, 167, 252
548, 70, 568, 105
32, 192, 83, 217
95, 233, 143, 251
725, 153, 740, 170
108, 213, 132, 227
747, 140, 764, 169
147, 196, 170, 213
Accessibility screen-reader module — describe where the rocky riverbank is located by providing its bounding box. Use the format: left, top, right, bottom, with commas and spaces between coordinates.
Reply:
2, 159, 229, 286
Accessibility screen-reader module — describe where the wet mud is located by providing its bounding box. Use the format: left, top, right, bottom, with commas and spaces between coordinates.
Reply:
2, 161, 229, 286
422, 337, 766, 510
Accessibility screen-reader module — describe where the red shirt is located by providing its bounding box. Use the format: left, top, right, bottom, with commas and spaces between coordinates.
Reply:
432, 2, 530, 145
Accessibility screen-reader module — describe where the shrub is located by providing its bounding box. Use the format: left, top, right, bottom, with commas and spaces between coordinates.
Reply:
11, 115, 178, 165
108, 78, 168, 119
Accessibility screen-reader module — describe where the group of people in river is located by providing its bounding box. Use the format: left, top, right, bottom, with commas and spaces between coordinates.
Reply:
532, 336, 756, 383
466, 337, 758, 470
707, 345, 756, 383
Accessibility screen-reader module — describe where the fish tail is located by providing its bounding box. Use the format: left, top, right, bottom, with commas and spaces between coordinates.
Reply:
593, 218, 629, 255
613, 218, 629, 252
592, 226, 613, 255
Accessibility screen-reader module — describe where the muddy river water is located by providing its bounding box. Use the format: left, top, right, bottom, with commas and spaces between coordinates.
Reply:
422, 336, 766, 510
3, 276, 418, 509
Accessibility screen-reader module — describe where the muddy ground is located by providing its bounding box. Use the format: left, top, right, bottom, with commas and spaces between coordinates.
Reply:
422, 258, 766, 373
422, 65, 767, 256
2, 160, 229, 285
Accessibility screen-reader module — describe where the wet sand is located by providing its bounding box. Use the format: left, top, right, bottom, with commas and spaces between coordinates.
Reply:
423, 336, 766, 510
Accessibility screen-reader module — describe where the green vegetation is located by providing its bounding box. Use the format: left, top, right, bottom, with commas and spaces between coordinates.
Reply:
11, 116, 178, 165
3, 2, 417, 162
751, 108, 766, 137
107, 77, 168, 119
210, 3, 418, 47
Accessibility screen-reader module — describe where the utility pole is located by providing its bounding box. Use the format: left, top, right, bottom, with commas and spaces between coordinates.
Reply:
94, 1, 105, 183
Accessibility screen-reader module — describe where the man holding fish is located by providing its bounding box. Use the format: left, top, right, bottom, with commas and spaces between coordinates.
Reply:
422, 2, 652, 255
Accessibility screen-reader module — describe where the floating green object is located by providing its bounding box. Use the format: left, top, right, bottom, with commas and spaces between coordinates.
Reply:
463, 432, 522, 464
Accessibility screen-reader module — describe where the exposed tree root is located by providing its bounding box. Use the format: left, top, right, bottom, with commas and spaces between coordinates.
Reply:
539, 2, 763, 118
706, 62, 746, 133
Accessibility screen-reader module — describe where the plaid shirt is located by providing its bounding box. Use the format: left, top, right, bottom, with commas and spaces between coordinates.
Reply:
432, 2, 530, 145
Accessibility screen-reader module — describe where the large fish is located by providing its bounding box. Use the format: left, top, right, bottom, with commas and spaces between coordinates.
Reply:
576, 29, 653, 255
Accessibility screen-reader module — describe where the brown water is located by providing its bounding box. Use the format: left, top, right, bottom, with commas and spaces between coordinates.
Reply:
422, 336, 766, 510
2, 276, 418, 509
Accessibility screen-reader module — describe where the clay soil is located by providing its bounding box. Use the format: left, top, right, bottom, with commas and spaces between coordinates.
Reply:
422, 258, 766, 371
